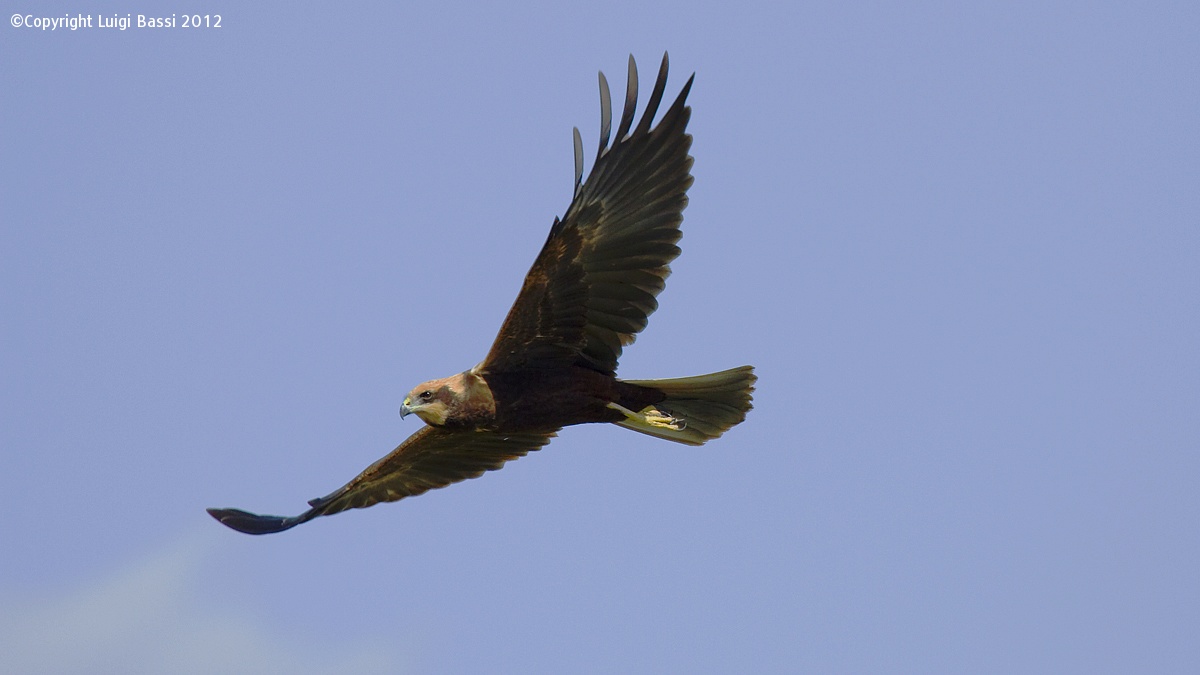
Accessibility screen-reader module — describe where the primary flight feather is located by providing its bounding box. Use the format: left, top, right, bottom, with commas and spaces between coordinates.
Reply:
208, 53, 756, 534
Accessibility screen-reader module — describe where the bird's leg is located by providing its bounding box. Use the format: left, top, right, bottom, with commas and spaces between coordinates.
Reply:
606, 402, 684, 430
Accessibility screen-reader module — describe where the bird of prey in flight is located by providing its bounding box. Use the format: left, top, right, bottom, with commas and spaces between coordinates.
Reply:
208, 53, 756, 534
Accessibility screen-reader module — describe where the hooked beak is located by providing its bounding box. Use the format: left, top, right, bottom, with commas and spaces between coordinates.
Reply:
399, 397, 413, 419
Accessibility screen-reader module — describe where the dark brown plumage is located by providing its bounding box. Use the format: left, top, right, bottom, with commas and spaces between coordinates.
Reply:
208, 53, 756, 535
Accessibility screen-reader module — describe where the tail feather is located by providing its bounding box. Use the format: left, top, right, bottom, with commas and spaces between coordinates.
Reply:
617, 366, 756, 445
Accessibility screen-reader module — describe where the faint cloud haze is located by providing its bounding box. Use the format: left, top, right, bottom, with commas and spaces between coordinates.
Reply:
0, 531, 404, 675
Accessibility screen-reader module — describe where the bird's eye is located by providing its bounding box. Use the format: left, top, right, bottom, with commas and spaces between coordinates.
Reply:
419, 390, 433, 401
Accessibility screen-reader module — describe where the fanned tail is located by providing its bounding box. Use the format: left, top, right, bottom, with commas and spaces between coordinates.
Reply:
613, 366, 756, 445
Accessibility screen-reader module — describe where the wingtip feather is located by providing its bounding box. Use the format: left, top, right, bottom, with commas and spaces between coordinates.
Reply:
207, 506, 301, 535
614, 55, 639, 142
597, 71, 612, 158
633, 52, 671, 137
572, 127, 584, 196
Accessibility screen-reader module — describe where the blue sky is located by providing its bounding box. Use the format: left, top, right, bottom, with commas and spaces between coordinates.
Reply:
3, 1, 1198, 673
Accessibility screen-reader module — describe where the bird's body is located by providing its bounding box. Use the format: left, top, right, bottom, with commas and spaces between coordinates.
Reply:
475, 366, 660, 431
392, 365, 648, 432
209, 53, 756, 535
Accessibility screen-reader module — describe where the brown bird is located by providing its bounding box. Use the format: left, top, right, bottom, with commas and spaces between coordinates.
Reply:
207, 53, 756, 534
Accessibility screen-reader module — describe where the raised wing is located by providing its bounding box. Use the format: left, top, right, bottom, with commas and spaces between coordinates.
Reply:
207, 426, 556, 534
482, 53, 695, 375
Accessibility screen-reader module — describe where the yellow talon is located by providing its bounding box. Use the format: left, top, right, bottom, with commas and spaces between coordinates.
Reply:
607, 402, 683, 430
644, 410, 683, 429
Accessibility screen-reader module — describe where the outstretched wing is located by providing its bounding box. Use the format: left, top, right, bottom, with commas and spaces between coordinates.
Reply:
207, 426, 556, 534
482, 53, 695, 375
